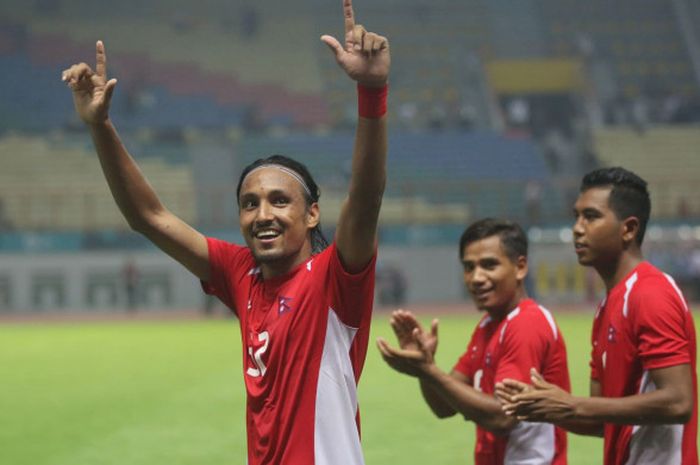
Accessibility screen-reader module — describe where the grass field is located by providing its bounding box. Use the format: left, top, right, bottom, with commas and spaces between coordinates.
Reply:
1, 309, 695, 464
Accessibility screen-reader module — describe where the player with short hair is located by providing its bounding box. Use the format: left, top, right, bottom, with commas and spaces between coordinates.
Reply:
497, 167, 698, 465
378, 218, 570, 464
61, 1, 390, 463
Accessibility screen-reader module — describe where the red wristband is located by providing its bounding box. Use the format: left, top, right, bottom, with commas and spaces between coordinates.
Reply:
358, 83, 388, 119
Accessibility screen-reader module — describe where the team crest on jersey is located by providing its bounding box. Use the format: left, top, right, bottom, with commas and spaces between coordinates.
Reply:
607, 325, 617, 343
278, 296, 294, 315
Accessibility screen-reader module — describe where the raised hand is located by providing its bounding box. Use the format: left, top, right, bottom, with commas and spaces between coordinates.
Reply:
321, 0, 390, 87
61, 40, 117, 125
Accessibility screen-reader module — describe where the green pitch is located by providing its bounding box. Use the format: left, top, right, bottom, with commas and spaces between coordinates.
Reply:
0, 310, 690, 464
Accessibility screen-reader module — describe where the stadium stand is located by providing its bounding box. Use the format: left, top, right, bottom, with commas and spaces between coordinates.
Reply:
593, 126, 700, 219
0, 128, 554, 231
539, 0, 700, 126
240, 130, 557, 223
0, 0, 697, 233
0, 134, 196, 230
0, 1, 329, 132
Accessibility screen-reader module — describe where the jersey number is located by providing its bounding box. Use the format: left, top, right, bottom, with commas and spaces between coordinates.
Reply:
246, 331, 270, 378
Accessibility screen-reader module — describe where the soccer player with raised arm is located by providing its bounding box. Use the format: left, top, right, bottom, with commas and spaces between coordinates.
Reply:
497, 167, 697, 465
378, 218, 570, 464
61, 1, 390, 463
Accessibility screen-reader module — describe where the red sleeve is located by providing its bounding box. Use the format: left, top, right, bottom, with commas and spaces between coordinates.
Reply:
495, 315, 549, 384
452, 325, 482, 381
453, 346, 474, 379
200, 237, 253, 316
631, 278, 691, 370
325, 243, 377, 328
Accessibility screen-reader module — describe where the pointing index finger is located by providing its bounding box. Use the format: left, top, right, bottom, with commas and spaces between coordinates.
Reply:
95, 40, 107, 78
343, 0, 355, 34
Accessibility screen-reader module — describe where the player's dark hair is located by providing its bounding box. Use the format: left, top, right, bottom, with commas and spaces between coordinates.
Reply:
237, 154, 329, 254
459, 218, 528, 262
580, 167, 651, 246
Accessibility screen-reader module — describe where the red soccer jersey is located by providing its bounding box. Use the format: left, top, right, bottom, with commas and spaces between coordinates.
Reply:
590, 262, 698, 465
202, 238, 376, 465
454, 298, 570, 465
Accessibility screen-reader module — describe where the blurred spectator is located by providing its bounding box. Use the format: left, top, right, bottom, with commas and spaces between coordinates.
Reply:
240, 5, 260, 38
376, 262, 407, 306
670, 96, 700, 124
398, 101, 418, 129
242, 104, 266, 133
0, 198, 13, 232
33, 0, 61, 16
122, 258, 139, 312
660, 93, 684, 123
630, 95, 650, 134
541, 129, 573, 174
202, 293, 224, 316
457, 102, 477, 130
689, 249, 700, 302
170, 13, 196, 34
608, 93, 630, 126
524, 180, 542, 226
506, 98, 530, 129
677, 198, 691, 219
605, 91, 700, 127
428, 102, 448, 131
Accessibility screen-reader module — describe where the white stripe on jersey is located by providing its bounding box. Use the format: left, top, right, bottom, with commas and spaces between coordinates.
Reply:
479, 315, 493, 328
595, 297, 607, 319
625, 370, 683, 465
663, 273, 689, 312
537, 305, 559, 340
314, 309, 364, 465
504, 421, 556, 464
499, 307, 521, 344
622, 272, 639, 318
